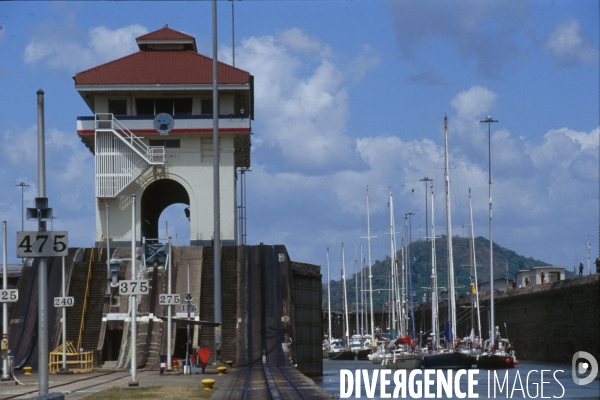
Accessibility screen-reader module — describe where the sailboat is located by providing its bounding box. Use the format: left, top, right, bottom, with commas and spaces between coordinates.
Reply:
328, 243, 355, 360
476, 118, 517, 370
458, 188, 482, 361
378, 187, 422, 370
422, 115, 474, 369
349, 247, 371, 360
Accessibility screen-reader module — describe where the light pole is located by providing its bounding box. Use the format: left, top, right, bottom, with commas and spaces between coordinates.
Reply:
480, 115, 497, 340
16, 182, 29, 232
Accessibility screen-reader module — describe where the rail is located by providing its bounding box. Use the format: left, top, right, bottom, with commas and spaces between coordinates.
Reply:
95, 113, 164, 164
49, 342, 94, 373
77, 248, 95, 350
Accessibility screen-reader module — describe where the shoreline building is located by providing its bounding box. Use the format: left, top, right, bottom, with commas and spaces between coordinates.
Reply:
74, 25, 253, 247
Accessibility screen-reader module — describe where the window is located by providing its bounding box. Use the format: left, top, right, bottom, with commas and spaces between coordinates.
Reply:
201, 98, 213, 115
136, 99, 154, 116
149, 139, 180, 148
135, 98, 193, 116
174, 98, 192, 115
108, 99, 127, 115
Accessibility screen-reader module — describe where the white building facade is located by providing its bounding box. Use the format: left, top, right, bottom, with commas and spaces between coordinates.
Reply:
74, 26, 253, 247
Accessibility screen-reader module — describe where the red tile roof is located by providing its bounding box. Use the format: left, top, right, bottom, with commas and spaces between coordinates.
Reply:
136, 25, 194, 41
74, 51, 250, 85
74, 26, 250, 86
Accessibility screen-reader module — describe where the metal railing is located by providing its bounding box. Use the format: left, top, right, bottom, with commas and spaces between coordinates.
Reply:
77, 248, 95, 351
95, 113, 164, 164
49, 341, 94, 373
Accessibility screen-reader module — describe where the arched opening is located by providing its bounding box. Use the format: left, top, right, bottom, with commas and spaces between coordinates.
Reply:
141, 179, 190, 241
158, 204, 191, 246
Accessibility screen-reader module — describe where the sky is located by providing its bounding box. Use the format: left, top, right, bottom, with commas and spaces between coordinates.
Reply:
0, 1, 598, 281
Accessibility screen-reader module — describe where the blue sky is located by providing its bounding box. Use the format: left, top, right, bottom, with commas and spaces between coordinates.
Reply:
0, 1, 598, 279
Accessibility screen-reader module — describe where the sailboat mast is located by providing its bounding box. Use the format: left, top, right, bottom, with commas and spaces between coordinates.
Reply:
444, 115, 457, 349
469, 188, 482, 342
389, 187, 396, 336
354, 248, 359, 337
430, 184, 439, 349
341, 243, 350, 345
361, 243, 365, 335
327, 247, 332, 346
366, 188, 375, 344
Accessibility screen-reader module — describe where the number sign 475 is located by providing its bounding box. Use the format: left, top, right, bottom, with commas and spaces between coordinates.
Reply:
17, 231, 68, 257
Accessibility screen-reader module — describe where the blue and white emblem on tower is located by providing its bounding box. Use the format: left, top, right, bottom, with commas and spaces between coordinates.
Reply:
153, 113, 174, 134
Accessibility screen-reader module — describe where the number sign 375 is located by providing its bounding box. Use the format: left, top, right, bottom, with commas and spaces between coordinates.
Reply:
119, 280, 150, 295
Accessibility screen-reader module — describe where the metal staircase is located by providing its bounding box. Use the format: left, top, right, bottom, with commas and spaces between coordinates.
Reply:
66, 248, 108, 362
95, 113, 165, 198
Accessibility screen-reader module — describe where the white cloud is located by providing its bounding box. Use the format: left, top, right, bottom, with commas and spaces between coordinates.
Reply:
88, 25, 148, 64
451, 86, 498, 121
24, 24, 147, 72
235, 29, 364, 172
545, 17, 599, 67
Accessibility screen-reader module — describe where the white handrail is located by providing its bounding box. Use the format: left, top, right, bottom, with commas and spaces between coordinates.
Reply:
95, 113, 164, 164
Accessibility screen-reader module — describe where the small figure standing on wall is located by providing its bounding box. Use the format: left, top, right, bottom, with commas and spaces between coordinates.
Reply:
512, 279, 516, 289
524, 276, 530, 286
579, 262, 584, 276
540, 270, 545, 284
595, 258, 600, 274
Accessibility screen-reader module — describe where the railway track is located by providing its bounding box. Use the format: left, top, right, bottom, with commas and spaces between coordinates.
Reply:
0, 370, 153, 399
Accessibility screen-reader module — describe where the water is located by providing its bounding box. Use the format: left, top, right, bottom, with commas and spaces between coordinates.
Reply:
314, 359, 600, 399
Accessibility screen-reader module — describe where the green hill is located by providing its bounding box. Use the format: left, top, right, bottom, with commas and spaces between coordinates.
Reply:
323, 236, 556, 313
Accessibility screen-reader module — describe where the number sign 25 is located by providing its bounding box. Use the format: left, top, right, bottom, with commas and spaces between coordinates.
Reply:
0, 290, 18, 303
119, 280, 150, 295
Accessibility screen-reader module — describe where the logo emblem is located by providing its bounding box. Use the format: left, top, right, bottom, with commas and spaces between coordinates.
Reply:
572, 351, 598, 385
153, 113, 174, 135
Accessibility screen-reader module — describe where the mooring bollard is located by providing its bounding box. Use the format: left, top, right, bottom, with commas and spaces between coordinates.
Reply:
201, 378, 215, 390
217, 366, 227, 375
23, 366, 32, 375
225, 360, 234, 367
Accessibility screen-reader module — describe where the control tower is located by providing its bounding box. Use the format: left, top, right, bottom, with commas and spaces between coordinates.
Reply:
74, 25, 252, 246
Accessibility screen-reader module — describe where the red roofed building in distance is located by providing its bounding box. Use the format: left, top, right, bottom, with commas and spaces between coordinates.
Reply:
74, 25, 253, 247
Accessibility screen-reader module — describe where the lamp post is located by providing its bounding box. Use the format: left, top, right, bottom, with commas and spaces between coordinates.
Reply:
480, 115, 497, 340
16, 182, 29, 232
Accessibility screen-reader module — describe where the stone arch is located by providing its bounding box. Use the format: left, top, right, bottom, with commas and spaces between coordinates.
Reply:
140, 178, 190, 240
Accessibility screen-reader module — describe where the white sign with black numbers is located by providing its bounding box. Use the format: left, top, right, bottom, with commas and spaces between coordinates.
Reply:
180, 304, 197, 313
54, 296, 74, 307
0, 289, 18, 303
159, 294, 180, 305
119, 280, 150, 295
16, 231, 68, 257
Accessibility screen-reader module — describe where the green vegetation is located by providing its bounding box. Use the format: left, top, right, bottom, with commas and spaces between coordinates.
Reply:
323, 236, 552, 313
84, 385, 213, 399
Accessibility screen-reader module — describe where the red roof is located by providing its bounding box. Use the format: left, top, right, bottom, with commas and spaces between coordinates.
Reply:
74, 26, 250, 86
136, 25, 194, 41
